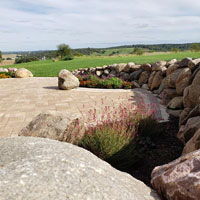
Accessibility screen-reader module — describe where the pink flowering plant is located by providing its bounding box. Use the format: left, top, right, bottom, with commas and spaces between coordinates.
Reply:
77, 97, 160, 169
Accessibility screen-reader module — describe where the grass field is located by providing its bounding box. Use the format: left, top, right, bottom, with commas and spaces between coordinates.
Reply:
5, 51, 200, 77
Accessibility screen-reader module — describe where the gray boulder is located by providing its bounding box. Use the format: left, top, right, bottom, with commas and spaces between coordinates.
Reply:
123, 62, 135, 73
177, 116, 200, 143
129, 69, 144, 81
188, 58, 200, 71
19, 111, 82, 144
141, 84, 150, 90
179, 57, 192, 68
183, 128, 200, 154
183, 70, 200, 108
0, 137, 160, 200
158, 78, 166, 94
176, 68, 191, 95
115, 63, 127, 73
58, 69, 79, 90
167, 96, 183, 110
120, 72, 130, 81
15, 68, 33, 78
166, 59, 177, 67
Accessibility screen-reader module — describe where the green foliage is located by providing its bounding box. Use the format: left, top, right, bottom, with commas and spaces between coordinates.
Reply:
171, 48, 179, 53
132, 48, 144, 55
57, 44, 72, 58
79, 124, 133, 160
15, 56, 39, 64
107, 77, 123, 88
62, 54, 73, 61
0, 72, 15, 78
78, 75, 132, 89
191, 43, 200, 52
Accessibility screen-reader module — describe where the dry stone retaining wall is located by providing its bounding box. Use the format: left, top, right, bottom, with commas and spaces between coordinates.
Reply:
72, 57, 200, 154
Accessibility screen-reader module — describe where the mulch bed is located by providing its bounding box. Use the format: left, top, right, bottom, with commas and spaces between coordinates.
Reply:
126, 115, 183, 187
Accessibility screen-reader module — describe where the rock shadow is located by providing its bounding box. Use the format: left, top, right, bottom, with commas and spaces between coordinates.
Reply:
43, 86, 59, 90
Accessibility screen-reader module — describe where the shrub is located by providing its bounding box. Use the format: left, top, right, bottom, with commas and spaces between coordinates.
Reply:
62, 54, 73, 61
171, 48, 179, 53
15, 56, 39, 64
108, 77, 123, 88
132, 48, 144, 55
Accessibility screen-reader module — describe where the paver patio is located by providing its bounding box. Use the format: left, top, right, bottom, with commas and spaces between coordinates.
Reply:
0, 77, 168, 138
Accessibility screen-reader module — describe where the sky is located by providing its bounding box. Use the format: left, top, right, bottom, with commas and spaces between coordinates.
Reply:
0, 0, 200, 51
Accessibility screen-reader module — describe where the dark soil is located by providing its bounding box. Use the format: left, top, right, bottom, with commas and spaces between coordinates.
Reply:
125, 115, 183, 187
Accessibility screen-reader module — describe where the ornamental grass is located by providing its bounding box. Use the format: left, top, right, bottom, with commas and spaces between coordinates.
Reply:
75, 97, 161, 170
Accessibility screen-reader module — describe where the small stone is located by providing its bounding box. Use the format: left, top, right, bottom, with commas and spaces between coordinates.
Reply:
96, 70, 103, 77
141, 63, 152, 71
103, 69, 110, 75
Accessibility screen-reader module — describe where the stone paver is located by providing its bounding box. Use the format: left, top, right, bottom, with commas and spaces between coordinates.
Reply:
0, 77, 168, 137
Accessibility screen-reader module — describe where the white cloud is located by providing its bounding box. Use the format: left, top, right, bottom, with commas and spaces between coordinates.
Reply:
0, 0, 200, 51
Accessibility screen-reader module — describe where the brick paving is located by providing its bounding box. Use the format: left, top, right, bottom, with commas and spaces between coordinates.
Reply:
0, 77, 168, 138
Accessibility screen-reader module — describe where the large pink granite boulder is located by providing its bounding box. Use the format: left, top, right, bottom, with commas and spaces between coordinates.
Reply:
151, 150, 200, 200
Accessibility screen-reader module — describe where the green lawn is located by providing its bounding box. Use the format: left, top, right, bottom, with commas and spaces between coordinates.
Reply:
5, 51, 200, 77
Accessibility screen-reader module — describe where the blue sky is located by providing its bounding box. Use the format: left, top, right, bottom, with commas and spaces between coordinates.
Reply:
1, 0, 200, 51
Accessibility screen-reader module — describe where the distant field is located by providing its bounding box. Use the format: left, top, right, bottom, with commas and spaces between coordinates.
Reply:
2, 54, 17, 59
91, 48, 135, 56
0, 60, 15, 66
0, 54, 17, 67
5, 51, 200, 77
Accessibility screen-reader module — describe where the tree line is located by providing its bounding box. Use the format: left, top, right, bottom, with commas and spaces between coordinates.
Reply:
1, 42, 199, 64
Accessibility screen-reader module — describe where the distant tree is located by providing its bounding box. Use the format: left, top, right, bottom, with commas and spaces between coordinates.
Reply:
57, 44, 73, 59
191, 43, 200, 52
171, 48, 179, 53
132, 48, 144, 55
0, 50, 2, 62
